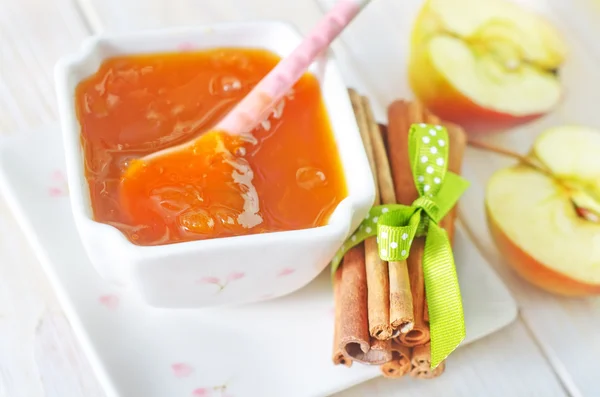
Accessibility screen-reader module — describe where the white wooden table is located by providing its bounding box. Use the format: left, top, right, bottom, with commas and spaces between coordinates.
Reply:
1, 0, 599, 396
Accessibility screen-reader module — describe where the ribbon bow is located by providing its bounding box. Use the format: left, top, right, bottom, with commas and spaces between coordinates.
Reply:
330, 123, 470, 369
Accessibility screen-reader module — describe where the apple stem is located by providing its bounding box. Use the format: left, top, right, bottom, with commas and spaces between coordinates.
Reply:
467, 139, 555, 179
469, 140, 600, 224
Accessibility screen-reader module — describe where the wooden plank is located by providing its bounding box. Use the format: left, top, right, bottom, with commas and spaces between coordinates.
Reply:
0, 0, 105, 396
0, 0, 90, 134
34, 312, 106, 397
0, 200, 106, 397
80, 0, 329, 34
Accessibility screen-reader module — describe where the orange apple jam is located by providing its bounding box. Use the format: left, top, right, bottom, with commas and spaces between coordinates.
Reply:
75, 48, 347, 246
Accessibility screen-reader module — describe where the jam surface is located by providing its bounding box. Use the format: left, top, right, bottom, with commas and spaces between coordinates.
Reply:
75, 48, 347, 245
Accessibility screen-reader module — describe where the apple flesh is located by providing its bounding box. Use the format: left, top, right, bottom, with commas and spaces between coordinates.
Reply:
486, 126, 600, 296
408, 0, 567, 133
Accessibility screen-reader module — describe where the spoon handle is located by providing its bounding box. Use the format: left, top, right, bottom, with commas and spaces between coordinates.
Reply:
215, 0, 372, 135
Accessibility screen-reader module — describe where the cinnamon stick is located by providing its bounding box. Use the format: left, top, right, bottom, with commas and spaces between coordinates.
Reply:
411, 361, 446, 379
398, 237, 430, 347
380, 342, 411, 378
378, 123, 388, 146
362, 96, 394, 205
363, 96, 414, 334
411, 343, 432, 368
332, 268, 352, 367
339, 245, 390, 365
369, 337, 393, 365
410, 344, 446, 379
387, 100, 466, 347
411, 361, 445, 379
349, 89, 392, 341
338, 245, 369, 360
364, 238, 392, 340
387, 101, 430, 347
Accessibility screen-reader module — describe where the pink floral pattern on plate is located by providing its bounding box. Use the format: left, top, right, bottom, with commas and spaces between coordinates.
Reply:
98, 294, 119, 310
277, 268, 296, 277
171, 362, 194, 378
178, 42, 194, 51
48, 170, 68, 197
192, 385, 232, 397
197, 272, 245, 293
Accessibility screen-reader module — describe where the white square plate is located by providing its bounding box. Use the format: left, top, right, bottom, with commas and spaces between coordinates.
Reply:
0, 127, 517, 397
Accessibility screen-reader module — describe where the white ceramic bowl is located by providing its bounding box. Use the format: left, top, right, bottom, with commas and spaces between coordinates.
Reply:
54, 21, 375, 308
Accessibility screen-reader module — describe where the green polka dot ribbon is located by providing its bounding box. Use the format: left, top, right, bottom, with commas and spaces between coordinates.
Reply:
331, 123, 470, 369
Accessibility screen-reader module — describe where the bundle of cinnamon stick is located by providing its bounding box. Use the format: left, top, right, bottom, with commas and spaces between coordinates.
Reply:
332, 89, 466, 379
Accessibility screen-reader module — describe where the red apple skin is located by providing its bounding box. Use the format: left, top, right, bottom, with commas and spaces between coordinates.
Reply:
408, 56, 547, 134
486, 206, 600, 297
414, 89, 544, 135
407, 5, 557, 135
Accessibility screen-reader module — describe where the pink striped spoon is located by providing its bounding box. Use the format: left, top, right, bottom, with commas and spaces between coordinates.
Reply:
135, 0, 373, 164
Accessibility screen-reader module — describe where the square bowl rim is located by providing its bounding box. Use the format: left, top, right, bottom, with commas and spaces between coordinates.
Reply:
54, 19, 375, 259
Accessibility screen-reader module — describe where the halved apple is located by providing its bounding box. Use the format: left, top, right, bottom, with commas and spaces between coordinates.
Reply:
408, 0, 567, 133
486, 126, 600, 296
